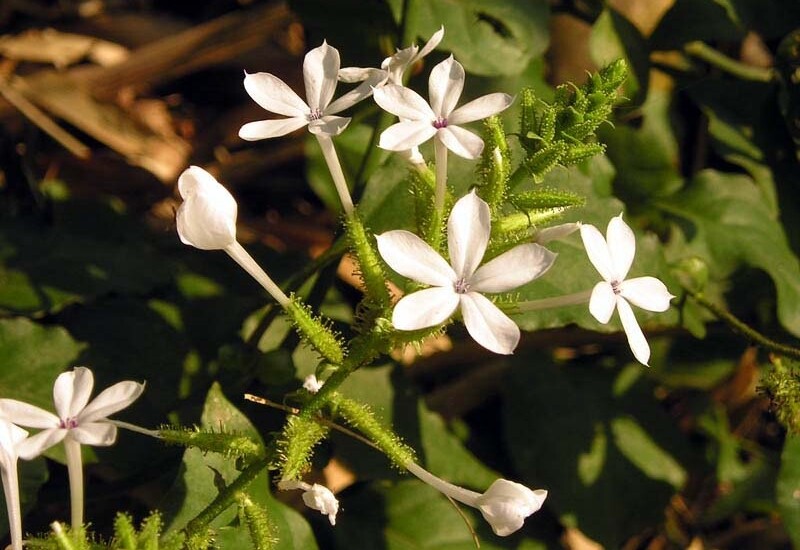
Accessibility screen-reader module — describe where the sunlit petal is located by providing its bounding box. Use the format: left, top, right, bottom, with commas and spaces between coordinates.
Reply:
376, 230, 455, 286
429, 55, 464, 117
238, 117, 309, 140
70, 422, 118, 446
378, 121, 437, 151
176, 167, 238, 251
588, 281, 616, 324
17, 428, 66, 460
417, 26, 445, 60
373, 85, 435, 121
607, 214, 635, 280
470, 244, 556, 293
579, 223, 615, 282
243, 72, 308, 117
616, 297, 650, 366
308, 116, 351, 136
79, 381, 145, 424
392, 287, 460, 330
303, 41, 340, 111
437, 125, 485, 159
327, 69, 387, 113
0, 400, 58, 429
447, 191, 491, 278
459, 293, 520, 355
448, 93, 513, 125
618, 276, 674, 312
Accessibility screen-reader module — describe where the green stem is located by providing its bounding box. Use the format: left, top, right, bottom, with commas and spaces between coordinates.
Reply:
684, 41, 775, 83
686, 286, 800, 360
50, 522, 77, 550
434, 136, 448, 215
64, 437, 83, 528
183, 457, 269, 537
345, 212, 391, 308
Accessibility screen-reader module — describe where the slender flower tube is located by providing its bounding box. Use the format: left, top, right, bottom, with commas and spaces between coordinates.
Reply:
580, 214, 675, 365
176, 166, 290, 307
277, 480, 339, 525
0, 367, 144, 527
376, 191, 556, 354
405, 462, 547, 536
0, 419, 28, 550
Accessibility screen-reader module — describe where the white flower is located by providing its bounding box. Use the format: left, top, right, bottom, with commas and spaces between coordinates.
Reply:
376, 190, 556, 354
580, 215, 674, 365
0, 419, 28, 550
474, 479, 548, 537
176, 166, 238, 251
239, 41, 383, 140
381, 26, 444, 85
0, 367, 144, 459
278, 480, 339, 525
302, 374, 323, 394
373, 55, 512, 159
405, 462, 546, 537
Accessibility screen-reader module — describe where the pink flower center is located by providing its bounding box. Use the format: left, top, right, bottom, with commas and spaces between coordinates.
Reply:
611, 280, 621, 295
308, 108, 324, 121
454, 278, 470, 294
59, 417, 79, 429
433, 117, 448, 129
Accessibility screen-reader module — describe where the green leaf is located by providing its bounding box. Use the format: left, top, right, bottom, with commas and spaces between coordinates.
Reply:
649, 0, 744, 50
163, 382, 317, 549
778, 436, 800, 545
405, 0, 550, 76
0, 317, 84, 409
658, 169, 800, 337
504, 357, 691, 547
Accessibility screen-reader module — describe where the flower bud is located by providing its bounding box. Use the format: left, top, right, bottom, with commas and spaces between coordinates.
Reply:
474, 479, 548, 536
278, 480, 339, 526
176, 166, 238, 250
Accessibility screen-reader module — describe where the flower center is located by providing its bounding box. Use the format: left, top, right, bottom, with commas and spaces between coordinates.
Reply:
433, 117, 448, 129
59, 417, 79, 429
611, 280, 621, 295
308, 108, 324, 121
454, 278, 470, 294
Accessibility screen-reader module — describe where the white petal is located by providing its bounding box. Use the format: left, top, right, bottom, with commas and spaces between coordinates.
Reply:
460, 293, 520, 355
0, 399, 59, 429
617, 297, 650, 365
471, 244, 557, 293
327, 69, 387, 114
447, 190, 491, 279
70, 422, 118, 446
378, 121, 437, 151
448, 93, 513, 125
437, 125, 484, 159
376, 230, 455, 286
429, 55, 464, 117
392, 287, 460, 330
238, 117, 309, 140
536, 223, 580, 245
79, 381, 144, 424
579, 223, 615, 282
589, 281, 616, 324
607, 214, 635, 281
303, 41, 340, 110
0, 420, 27, 463
618, 276, 674, 312
17, 428, 66, 460
308, 115, 351, 136
54, 367, 93, 420
417, 26, 444, 60
176, 167, 238, 251
243, 72, 308, 117
338, 66, 375, 83
373, 85, 435, 121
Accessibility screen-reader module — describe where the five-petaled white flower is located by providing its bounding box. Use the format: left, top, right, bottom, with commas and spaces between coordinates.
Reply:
381, 26, 444, 85
475, 479, 548, 537
176, 165, 238, 251
0, 419, 28, 550
376, 190, 556, 354
0, 367, 145, 459
580, 215, 674, 365
239, 41, 383, 140
373, 55, 512, 159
